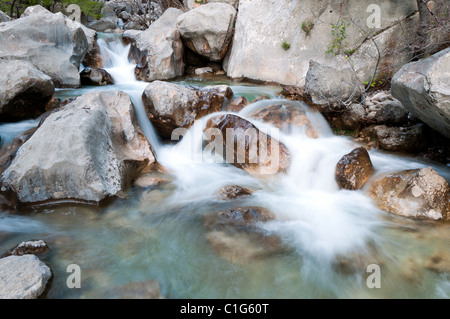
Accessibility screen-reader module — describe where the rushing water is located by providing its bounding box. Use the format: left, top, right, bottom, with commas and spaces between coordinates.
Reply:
0, 34, 449, 299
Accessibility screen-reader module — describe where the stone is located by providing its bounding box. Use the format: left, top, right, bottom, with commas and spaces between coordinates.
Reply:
0, 5, 88, 88
80, 68, 114, 86
0, 60, 55, 122
365, 124, 426, 153
368, 167, 450, 220
217, 185, 253, 200
194, 67, 213, 76
226, 0, 418, 86
335, 147, 374, 190
227, 96, 248, 112
247, 103, 318, 138
205, 114, 291, 175
0, 255, 51, 299
304, 60, 362, 111
1, 90, 156, 203
374, 99, 409, 126
391, 48, 450, 138
176, 3, 236, 61
125, 8, 184, 81
142, 81, 226, 138
1, 240, 49, 258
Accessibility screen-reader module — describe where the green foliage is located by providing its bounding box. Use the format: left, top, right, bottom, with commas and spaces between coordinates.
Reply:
1, 0, 103, 19
364, 78, 384, 89
281, 41, 291, 50
301, 20, 314, 37
62, 0, 103, 19
325, 20, 351, 56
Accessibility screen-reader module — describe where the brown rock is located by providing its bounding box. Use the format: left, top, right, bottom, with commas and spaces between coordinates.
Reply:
205, 114, 291, 175
335, 147, 374, 190
105, 280, 163, 299
425, 251, 450, 273
1, 240, 49, 258
80, 68, 114, 86
278, 85, 304, 101
248, 104, 318, 138
217, 185, 253, 200
368, 167, 450, 220
227, 96, 248, 112
204, 206, 275, 232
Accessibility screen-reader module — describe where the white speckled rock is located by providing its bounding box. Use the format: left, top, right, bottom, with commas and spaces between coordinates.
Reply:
0, 255, 51, 299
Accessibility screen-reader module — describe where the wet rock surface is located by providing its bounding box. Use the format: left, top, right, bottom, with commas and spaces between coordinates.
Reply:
335, 147, 374, 190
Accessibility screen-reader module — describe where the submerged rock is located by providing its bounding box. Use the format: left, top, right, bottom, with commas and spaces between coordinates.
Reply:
104, 280, 164, 299
1, 90, 156, 203
227, 96, 248, 113
0, 255, 51, 299
0, 5, 88, 88
0, 60, 55, 122
217, 185, 253, 201
80, 68, 114, 86
425, 251, 450, 273
1, 240, 49, 258
391, 48, 450, 139
368, 167, 450, 221
247, 103, 318, 138
176, 3, 236, 61
204, 206, 283, 264
143, 81, 227, 138
205, 114, 291, 175
335, 147, 374, 190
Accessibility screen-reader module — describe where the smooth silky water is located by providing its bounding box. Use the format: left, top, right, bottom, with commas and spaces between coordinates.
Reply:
0, 34, 449, 298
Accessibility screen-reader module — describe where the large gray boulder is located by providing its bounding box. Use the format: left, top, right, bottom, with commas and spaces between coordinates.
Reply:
391, 48, 450, 138
0, 5, 88, 88
208, 0, 240, 9
1, 90, 155, 203
0, 59, 55, 121
125, 8, 184, 81
304, 60, 362, 111
0, 255, 51, 299
142, 81, 227, 138
226, 0, 418, 86
176, 3, 236, 61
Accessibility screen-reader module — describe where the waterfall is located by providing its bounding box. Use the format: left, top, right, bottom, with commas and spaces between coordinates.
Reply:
96, 34, 162, 154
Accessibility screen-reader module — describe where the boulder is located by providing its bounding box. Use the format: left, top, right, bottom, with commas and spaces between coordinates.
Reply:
142, 81, 226, 138
80, 68, 114, 86
1, 240, 49, 258
335, 147, 374, 190
391, 48, 450, 138
208, 0, 240, 9
125, 8, 184, 81
304, 60, 362, 111
65, 19, 102, 68
225, 0, 418, 86
205, 114, 291, 175
368, 167, 450, 220
364, 124, 426, 153
0, 5, 88, 87
176, 3, 236, 61
1, 90, 155, 203
0, 255, 51, 299
247, 103, 318, 138
0, 60, 55, 122
217, 185, 253, 200
194, 67, 213, 76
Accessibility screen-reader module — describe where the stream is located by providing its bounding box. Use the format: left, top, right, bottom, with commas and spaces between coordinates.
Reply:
0, 34, 449, 299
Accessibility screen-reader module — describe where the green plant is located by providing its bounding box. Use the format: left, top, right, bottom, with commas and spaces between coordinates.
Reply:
281, 41, 291, 50
301, 20, 314, 37
2, 0, 103, 19
325, 20, 351, 55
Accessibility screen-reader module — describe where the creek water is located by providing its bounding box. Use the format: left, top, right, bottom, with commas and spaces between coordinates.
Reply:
0, 34, 449, 299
